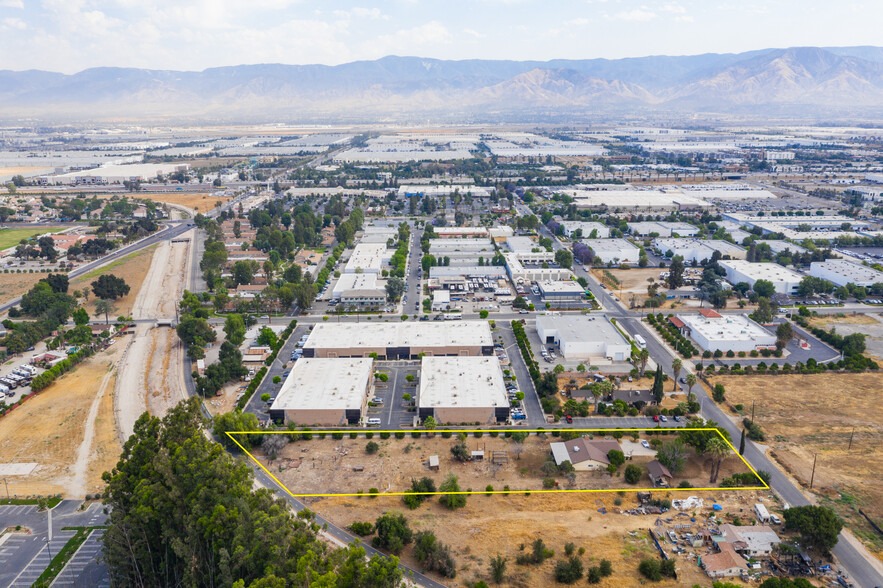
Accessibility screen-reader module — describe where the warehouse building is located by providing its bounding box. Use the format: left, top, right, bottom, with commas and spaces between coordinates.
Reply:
503, 252, 572, 283
536, 314, 631, 361
302, 321, 493, 359
809, 259, 883, 287
653, 238, 745, 263
537, 280, 586, 301
559, 221, 610, 239
418, 356, 510, 424
344, 243, 390, 274
719, 260, 803, 295
674, 311, 776, 353
435, 227, 489, 239
629, 221, 699, 237
581, 238, 641, 264
269, 358, 374, 425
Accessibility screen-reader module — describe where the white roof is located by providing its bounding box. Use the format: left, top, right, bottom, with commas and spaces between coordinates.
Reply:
419, 356, 509, 409
538, 281, 585, 294
720, 260, 803, 282
305, 321, 493, 349
271, 358, 373, 411
345, 243, 389, 273
677, 313, 775, 345
582, 238, 641, 254
811, 259, 883, 285
507, 236, 537, 253
536, 314, 628, 345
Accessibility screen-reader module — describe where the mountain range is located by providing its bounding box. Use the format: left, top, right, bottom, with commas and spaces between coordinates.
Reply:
3, 46, 883, 122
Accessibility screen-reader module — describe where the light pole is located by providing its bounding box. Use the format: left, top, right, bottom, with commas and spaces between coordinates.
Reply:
2, 477, 8, 500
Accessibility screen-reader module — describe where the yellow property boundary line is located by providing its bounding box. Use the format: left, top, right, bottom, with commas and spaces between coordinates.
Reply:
226, 428, 769, 498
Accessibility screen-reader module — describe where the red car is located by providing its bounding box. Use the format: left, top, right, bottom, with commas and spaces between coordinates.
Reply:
653, 415, 660, 422
565, 415, 573, 424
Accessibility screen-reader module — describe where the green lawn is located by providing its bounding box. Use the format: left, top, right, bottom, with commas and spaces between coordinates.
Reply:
0, 227, 63, 250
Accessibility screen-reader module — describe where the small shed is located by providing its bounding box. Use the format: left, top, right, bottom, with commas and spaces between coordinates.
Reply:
637, 491, 652, 504
471, 450, 485, 461
428, 455, 439, 471
647, 460, 673, 487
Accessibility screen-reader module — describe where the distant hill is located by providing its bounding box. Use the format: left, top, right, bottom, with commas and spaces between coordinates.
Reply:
2, 47, 883, 121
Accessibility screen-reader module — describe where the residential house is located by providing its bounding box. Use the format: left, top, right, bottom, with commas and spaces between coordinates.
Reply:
549, 437, 622, 471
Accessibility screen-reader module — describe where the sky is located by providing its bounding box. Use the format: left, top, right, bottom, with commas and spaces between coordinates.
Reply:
1, 0, 881, 73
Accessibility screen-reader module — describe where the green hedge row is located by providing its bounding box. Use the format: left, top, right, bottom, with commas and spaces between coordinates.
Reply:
264, 319, 298, 366
30, 347, 94, 392
237, 366, 267, 410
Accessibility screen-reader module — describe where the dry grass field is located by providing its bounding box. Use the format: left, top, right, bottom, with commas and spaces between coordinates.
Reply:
69, 244, 155, 318
0, 345, 124, 498
141, 192, 231, 213
304, 488, 768, 587
0, 272, 58, 304
712, 373, 883, 560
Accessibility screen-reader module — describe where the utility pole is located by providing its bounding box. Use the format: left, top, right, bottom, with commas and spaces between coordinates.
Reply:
848, 427, 855, 451
2, 477, 7, 500
751, 400, 755, 423
809, 453, 818, 489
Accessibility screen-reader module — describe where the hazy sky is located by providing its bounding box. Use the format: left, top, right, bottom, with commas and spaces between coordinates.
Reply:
1, 0, 881, 73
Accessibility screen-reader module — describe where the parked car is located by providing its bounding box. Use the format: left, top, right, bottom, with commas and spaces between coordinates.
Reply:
564, 415, 573, 424
653, 415, 660, 422
641, 440, 651, 449
660, 415, 668, 422
512, 413, 527, 420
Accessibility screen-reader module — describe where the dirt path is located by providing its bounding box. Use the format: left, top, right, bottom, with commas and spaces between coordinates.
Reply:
116, 236, 191, 442
69, 362, 116, 498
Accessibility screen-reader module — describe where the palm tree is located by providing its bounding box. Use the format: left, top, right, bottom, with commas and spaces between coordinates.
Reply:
685, 373, 697, 402
94, 299, 116, 325
637, 348, 650, 377
671, 358, 683, 392
704, 437, 730, 483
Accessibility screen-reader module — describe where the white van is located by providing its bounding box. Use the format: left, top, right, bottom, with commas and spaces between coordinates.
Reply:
366, 418, 381, 426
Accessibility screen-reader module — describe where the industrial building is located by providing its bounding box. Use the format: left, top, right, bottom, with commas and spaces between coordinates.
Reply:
418, 356, 510, 424
269, 358, 374, 426
503, 252, 572, 283
302, 321, 493, 359
673, 311, 776, 353
559, 221, 610, 239
42, 162, 191, 185
537, 280, 586, 302
653, 238, 745, 263
809, 259, 883, 287
506, 236, 539, 253
344, 243, 390, 274
536, 315, 631, 361
629, 221, 699, 237
434, 227, 490, 239
719, 260, 803, 295
581, 238, 642, 264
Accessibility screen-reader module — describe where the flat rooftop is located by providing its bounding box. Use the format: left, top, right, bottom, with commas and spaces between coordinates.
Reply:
581, 238, 640, 254
305, 321, 493, 349
811, 259, 883, 283
678, 313, 773, 344
271, 358, 373, 411
507, 236, 537, 253
538, 281, 585, 294
654, 238, 745, 255
419, 356, 509, 409
536, 314, 627, 344
345, 243, 388, 272
720, 260, 803, 282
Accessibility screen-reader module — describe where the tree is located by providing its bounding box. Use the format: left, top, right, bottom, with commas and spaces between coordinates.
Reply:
685, 373, 697, 401
373, 511, 413, 554
91, 275, 130, 300
712, 383, 726, 402
489, 554, 507, 584
256, 327, 277, 348
607, 449, 625, 468
231, 260, 257, 286
438, 473, 466, 509
554, 249, 573, 268
783, 505, 843, 554
753, 297, 775, 324
413, 531, 456, 578
704, 436, 730, 483
842, 333, 866, 356
104, 399, 399, 587
671, 358, 682, 392
554, 556, 583, 584
667, 256, 685, 289
651, 364, 664, 403
176, 315, 216, 347
45, 273, 69, 293
656, 439, 687, 473
739, 429, 746, 455
385, 277, 405, 302
224, 313, 247, 345
94, 299, 115, 325
72, 307, 90, 326
366, 441, 380, 454
753, 279, 776, 298
450, 442, 470, 462
637, 348, 650, 377
624, 464, 642, 484
775, 321, 793, 347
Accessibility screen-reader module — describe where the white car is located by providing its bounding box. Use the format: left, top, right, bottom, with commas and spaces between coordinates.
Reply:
641, 440, 651, 449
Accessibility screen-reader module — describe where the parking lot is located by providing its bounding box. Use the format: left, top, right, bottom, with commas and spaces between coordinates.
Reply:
0, 356, 44, 405
368, 362, 420, 428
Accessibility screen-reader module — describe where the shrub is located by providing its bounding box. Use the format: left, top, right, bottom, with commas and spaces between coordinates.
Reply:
553, 556, 583, 584
348, 521, 374, 536
543, 477, 556, 489
638, 559, 662, 581
414, 530, 457, 578
349, 432, 358, 439
365, 441, 380, 454
372, 511, 412, 554
624, 464, 642, 484
394, 431, 405, 439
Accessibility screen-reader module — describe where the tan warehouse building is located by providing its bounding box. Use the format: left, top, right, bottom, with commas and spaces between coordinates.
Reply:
268, 358, 374, 426
302, 321, 493, 359
418, 356, 510, 424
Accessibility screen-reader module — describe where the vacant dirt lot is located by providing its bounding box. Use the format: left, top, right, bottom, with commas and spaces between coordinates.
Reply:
809, 312, 883, 362
268, 433, 753, 498
141, 192, 231, 213
305, 487, 770, 587
0, 272, 58, 305
70, 245, 156, 318
713, 373, 883, 560
0, 344, 124, 498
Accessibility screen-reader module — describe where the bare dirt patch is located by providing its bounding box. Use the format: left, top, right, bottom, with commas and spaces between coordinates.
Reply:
305, 487, 769, 587
712, 373, 883, 560
0, 272, 57, 304
0, 344, 124, 498
141, 192, 231, 213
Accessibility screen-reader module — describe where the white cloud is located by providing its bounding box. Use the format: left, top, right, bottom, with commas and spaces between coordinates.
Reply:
674, 15, 694, 22
661, 3, 687, 14
612, 9, 658, 21
0, 0, 24, 8
2, 16, 26, 29
463, 28, 486, 39
371, 21, 453, 56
